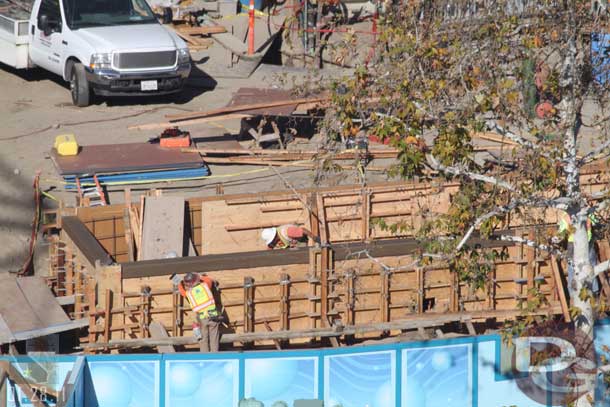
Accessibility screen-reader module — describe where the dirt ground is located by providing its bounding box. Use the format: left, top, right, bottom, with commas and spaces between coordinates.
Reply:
0, 44, 374, 275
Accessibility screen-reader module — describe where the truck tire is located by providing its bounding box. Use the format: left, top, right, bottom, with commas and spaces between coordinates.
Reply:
69, 62, 91, 107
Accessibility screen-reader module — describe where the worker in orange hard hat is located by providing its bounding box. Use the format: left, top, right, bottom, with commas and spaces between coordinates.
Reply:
177, 272, 221, 352
261, 224, 319, 249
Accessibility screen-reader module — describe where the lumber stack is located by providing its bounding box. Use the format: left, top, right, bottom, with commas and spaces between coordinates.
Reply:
171, 24, 227, 51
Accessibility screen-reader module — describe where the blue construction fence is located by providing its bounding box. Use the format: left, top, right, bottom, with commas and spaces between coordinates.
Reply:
3, 321, 610, 407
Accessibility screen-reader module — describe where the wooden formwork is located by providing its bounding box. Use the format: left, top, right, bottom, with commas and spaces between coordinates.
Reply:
57, 231, 583, 351
46, 168, 610, 352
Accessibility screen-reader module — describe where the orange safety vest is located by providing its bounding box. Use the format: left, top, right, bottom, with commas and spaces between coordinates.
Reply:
185, 283, 217, 318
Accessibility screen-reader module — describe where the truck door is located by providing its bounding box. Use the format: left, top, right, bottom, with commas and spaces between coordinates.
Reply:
29, 0, 65, 75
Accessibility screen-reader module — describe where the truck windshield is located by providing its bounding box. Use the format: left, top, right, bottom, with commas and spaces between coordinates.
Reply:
62, 0, 158, 29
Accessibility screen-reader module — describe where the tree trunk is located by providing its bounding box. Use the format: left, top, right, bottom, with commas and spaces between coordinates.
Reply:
571, 219, 596, 407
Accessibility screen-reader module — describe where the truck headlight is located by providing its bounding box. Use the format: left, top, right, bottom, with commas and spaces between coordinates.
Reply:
90, 53, 112, 70
177, 48, 190, 64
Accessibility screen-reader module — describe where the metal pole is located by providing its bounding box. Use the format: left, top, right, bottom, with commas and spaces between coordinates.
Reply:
248, 0, 255, 55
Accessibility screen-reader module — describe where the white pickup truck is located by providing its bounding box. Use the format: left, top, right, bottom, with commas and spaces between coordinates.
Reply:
0, 0, 191, 106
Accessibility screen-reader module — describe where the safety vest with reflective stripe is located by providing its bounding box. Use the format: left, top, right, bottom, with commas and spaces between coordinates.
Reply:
276, 224, 296, 249
558, 212, 593, 243
185, 283, 217, 318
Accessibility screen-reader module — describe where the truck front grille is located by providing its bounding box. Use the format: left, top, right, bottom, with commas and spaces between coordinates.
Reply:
113, 51, 177, 70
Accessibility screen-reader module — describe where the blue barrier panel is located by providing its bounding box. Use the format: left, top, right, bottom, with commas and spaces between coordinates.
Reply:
245, 355, 318, 406
86, 355, 160, 407
402, 344, 471, 407
324, 350, 395, 407
164, 358, 239, 406
2, 319, 610, 407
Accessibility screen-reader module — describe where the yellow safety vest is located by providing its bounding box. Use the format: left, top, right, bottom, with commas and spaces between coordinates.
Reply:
185, 283, 217, 318
276, 225, 296, 249
558, 212, 593, 242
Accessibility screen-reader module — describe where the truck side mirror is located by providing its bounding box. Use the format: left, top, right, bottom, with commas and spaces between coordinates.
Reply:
38, 14, 52, 36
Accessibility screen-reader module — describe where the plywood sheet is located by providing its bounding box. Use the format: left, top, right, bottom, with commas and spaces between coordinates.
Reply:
51, 143, 203, 176
16, 277, 70, 326
0, 275, 69, 339
140, 196, 186, 260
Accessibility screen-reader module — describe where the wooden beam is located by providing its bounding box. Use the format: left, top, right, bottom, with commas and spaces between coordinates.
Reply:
128, 114, 252, 131
120, 235, 516, 278
62, 217, 113, 267
149, 321, 175, 353
165, 97, 327, 122
83, 312, 474, 349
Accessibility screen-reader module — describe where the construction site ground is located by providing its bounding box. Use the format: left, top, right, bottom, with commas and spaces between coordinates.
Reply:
0, 37, 602, 276
0, 45, 368, 275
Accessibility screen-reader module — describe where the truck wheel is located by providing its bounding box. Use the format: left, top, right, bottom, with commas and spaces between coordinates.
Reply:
69, 62, 90, 107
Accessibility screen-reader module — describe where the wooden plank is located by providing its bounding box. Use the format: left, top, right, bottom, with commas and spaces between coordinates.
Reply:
104, 289, 112, 342
0, 276, 42, 334
149, 321, 176, 353
165, 97, 327, 122
123, 208, 135, 262
595, 240, 610, 301
128, 114, 252, 131
140, 196, 185, 260
550, 256, 571, 322
4, 362, 46, 407
176, 25, 227, 35
84, 312, 474, 349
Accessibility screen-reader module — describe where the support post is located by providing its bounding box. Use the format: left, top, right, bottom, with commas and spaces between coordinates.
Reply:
362, 190, 370, 241
526, 230, 535, 302
280, 273, 290, 332
345, 269, 355, 325
244, 277, 255, 345
416, 268, 424, 313
65, 247, 74, 296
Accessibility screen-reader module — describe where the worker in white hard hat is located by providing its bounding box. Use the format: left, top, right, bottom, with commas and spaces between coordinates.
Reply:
261, 224, 318, 249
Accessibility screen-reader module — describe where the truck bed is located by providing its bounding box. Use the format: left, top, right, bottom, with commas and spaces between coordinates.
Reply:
0, 0, 32, 68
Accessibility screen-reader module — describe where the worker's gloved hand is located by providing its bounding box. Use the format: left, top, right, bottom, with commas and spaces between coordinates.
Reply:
550, 236, 561, 244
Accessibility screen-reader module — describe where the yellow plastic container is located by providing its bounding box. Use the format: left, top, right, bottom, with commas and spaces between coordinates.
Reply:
54, 134, 79, 156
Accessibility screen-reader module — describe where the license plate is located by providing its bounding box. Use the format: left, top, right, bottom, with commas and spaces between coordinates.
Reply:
141, 80, 158, 91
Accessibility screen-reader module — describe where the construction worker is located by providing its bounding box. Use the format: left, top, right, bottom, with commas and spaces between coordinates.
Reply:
557, 211, 600, 293
261, 224, 319, 249
178, 272, 221, 352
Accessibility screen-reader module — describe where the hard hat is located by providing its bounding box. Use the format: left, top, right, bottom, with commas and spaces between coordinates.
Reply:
184, 272, 199, 285
261, 227, 277, 245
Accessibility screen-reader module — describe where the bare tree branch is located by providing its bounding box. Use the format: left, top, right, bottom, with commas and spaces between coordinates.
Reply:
426, 154, 517, 192
495, 234, 565, 258
486, 121, 555, 160
579, 138, 610, 164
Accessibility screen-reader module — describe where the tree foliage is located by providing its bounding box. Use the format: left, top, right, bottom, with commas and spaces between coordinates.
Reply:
317, 0, 610, 405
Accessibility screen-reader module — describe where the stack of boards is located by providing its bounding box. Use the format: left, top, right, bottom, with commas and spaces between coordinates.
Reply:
51, 142, 210, 187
